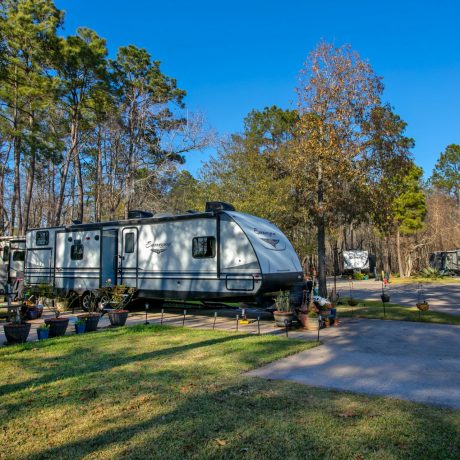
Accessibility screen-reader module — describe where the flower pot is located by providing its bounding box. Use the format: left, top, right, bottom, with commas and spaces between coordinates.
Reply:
3, 322, 31, 344
273, 311, 295, 327
381, 294, 390, 303
304, 315, 319, 331
77, 313, 100, 332
26, 308, 40, 320
45, 317, 69, 337
75, 323, 86, 334
108, 310, 129, 327
37, 328, 49, 340
416, 302, 429, 311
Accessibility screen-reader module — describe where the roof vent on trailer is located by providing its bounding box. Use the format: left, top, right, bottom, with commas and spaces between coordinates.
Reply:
205, 201, 235, 212
128, 210, 154, 219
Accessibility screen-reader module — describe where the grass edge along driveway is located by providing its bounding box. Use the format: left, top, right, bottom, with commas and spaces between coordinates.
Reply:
0, 325, 459, 459
337, 299, 460, 325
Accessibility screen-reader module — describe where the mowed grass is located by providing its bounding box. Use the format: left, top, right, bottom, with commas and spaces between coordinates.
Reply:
337, 299, 460, 325
0, 326, 459, 460
391, 277, 460, 285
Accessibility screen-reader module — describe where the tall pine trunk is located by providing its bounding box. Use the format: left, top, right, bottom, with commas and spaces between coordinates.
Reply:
396, 227, 404, 278
56, 115, 78, 225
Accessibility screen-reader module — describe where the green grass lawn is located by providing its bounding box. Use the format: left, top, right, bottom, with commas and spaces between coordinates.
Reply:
336, 299, 460, 325
1, 326, 459, 459
390, 277, 460, 284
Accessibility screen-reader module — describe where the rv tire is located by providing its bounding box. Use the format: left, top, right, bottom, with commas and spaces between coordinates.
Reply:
81, 291, 97, 312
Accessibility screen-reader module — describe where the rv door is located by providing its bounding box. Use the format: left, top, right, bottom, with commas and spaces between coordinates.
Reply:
120, 228, 138, 288
101, 230, 118, 286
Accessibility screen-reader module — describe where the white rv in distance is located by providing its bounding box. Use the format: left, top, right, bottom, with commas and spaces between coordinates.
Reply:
342, 250, 376, 275
0, 237, 26, 295
24, 202, 303, 308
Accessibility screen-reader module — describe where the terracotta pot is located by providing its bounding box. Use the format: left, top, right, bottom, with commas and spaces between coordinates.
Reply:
298, 312, 319, 331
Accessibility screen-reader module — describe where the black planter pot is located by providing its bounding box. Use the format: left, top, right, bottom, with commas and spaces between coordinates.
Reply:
381, 294, 390, 303
45, 318, 69, 337
3, 322, 31, 344
78, 313, 100, 332
108, 310, 129, 327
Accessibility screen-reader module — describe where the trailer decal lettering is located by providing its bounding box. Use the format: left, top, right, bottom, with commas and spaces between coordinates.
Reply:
260, 238, 280, 248
253, 228, 277, 237
145, 241, 171, 254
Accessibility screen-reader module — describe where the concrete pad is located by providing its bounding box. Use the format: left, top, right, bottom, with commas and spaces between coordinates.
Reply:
247, 318, 460, 409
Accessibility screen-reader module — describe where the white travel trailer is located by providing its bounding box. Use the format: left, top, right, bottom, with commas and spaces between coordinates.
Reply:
342, 250, 375, 274
24, 203, 303, 307
0, 237, 26, 295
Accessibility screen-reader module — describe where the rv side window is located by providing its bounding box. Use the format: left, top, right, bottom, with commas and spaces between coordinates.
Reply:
12, 251, 25, 262
124, 232, 135, 253
70, 243, 84, 260
2, 246, 9, 262
192, 236, 216, 258
36, 231, 49, 246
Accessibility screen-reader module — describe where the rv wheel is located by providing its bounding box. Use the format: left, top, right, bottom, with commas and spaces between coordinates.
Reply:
81, 292, 97, 312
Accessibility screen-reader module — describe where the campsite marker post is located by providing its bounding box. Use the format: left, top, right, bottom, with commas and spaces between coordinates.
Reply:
183, 309, 187, 326
144, 303, 150, 325
257, 316, 260, 335
160, 308, 164, 325
213, 312, 217, 330
236, 314, 239, 331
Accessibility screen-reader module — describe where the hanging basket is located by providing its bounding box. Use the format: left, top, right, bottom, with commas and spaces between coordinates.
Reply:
380, 293, 390, 303
416, 302, 429, 311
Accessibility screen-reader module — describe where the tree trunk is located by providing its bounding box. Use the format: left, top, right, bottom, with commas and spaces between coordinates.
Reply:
23, 146, 36, 232
95, 127, 103, 221
317, 165, 327, 297
396, 227, 405, 278
55, 116, 78, 225
74, 151, 84, 222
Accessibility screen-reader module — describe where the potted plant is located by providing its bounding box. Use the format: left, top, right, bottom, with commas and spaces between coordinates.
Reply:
3, 306, 31, 344
74, 318, 86, 334
273, 291, 295, 327
77, 292, 101, 332
44, 297, 70, 337
305, 310, 319, 331
37, 323, 49, 340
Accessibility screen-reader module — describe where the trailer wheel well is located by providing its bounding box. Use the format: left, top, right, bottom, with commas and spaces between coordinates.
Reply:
81, 291, 96, 312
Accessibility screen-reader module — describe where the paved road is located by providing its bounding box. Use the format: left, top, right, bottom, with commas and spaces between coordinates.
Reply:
248, 318, 460, 409
331, 278, 460, 316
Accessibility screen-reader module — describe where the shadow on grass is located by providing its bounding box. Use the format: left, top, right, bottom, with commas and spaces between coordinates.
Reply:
0, 326, 254, 399
24, 378, 460, 460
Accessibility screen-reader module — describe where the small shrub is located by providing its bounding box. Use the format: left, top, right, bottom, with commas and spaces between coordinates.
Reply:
419, 267, 444, 279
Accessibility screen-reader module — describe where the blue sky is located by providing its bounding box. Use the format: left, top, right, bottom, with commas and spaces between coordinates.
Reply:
55, 0, 460, 178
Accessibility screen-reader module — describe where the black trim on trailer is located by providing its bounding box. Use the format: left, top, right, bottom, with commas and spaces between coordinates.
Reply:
216, 214, 221, 279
